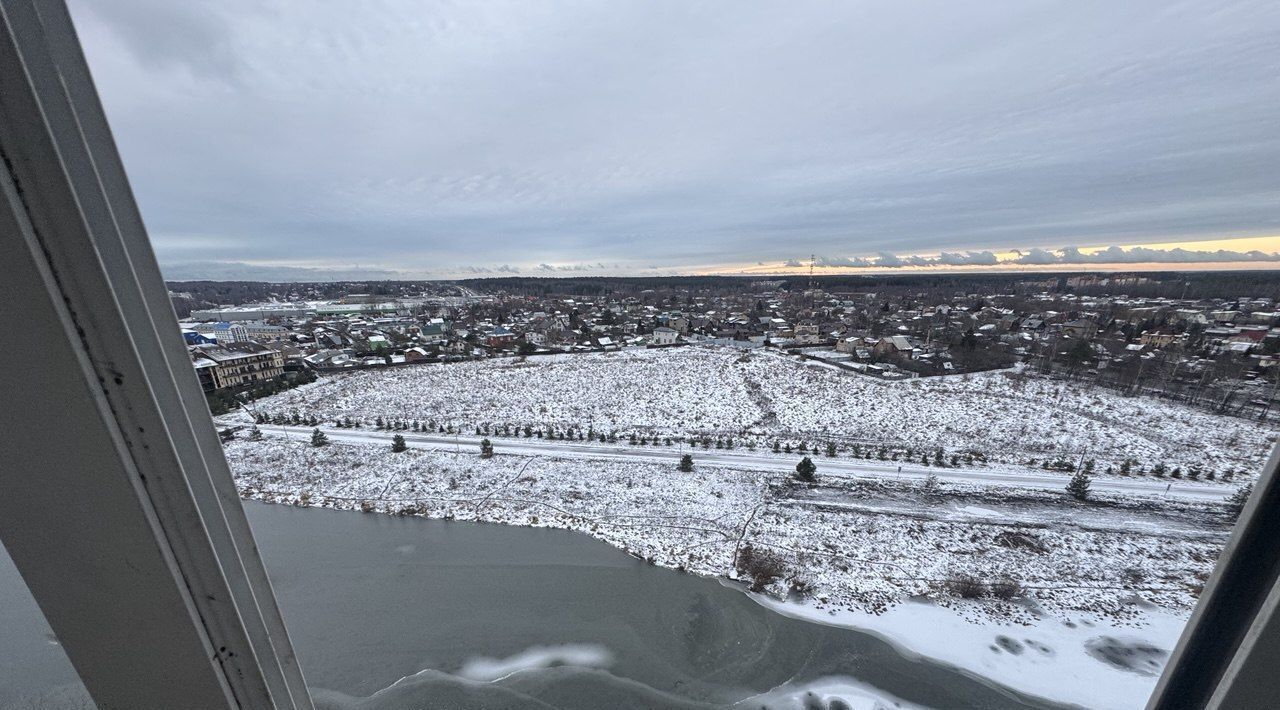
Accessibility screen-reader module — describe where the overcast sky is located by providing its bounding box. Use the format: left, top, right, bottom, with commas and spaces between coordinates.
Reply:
69, 0, 1280, 280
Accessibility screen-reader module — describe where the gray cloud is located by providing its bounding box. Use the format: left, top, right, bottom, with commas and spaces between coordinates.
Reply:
1016, 245, 1280, 265
1013, 248, 1061, 265
69, 0, 1280, 277
162, 261, 400, 281
791, 245, 1280, 270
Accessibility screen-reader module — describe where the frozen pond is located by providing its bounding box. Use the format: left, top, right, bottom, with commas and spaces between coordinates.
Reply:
1, 501, 1062, 709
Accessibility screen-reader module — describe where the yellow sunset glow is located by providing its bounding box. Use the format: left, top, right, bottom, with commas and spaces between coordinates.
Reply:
696, 235, 1280, 276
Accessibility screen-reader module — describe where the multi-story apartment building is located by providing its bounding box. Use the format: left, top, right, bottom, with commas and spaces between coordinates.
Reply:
191, 343, 286, 392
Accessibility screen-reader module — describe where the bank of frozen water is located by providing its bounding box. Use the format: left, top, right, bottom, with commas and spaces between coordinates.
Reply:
753, 594, 1187, 710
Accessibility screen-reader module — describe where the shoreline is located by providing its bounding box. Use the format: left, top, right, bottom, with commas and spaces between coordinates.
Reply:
238, 488, 1190, 710
747, 591, 1185, 710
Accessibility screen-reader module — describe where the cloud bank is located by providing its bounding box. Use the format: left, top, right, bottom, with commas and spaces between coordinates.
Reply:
162, 261, 401, 281
69, 0, 1280, 278
789, 245, 1280, 271
1013, 246, 1280, 265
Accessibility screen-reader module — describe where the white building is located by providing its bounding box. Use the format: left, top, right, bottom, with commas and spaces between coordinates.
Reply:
651, 326, 679, 345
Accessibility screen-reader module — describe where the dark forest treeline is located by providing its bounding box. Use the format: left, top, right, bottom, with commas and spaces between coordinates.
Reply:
167, 270, 1280, 311
165, 280, 461, 316
445, 271, 1280, 300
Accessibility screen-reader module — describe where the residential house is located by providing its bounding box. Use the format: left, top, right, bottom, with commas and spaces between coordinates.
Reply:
651, 326, 679, 345
1061, 319, 1099, 339
485, 326, 515, 348
872, 335, 914, 358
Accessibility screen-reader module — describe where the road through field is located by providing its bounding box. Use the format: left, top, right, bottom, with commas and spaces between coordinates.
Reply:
240, 423, 1233, 503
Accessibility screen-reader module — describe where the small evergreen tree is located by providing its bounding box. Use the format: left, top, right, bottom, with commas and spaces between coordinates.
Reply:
1227, 483, 1253, 518
248, 425, 264, 442
310, 428, 328, 447
479, 438, 494, 458
391, 434, 407, 453
794, 456, 817, 483
678, 454, 694, 472
772, 441, 782, 453
825, 441, 837, 457
1066, 469, 1091, 501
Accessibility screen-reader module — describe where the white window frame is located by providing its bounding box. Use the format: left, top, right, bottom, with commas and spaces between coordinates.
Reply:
0, 1, 310, 707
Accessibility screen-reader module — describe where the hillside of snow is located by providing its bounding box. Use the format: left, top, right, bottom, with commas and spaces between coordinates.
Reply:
251, 346, 1275, 477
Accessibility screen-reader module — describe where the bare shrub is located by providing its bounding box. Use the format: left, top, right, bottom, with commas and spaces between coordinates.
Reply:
736, 544, 787, 592
944, 573, 987, 599
788, 576, 815, 599
990, 578, 1024, 600
993, 530, 1048, 554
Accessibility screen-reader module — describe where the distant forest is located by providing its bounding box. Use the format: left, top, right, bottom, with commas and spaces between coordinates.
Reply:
456, 271, 1280, 300
166, 270, 1280, 316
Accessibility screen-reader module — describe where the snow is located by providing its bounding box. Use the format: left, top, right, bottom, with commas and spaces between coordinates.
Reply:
247, 346, 1275, 478
753, 595, 1188, 710
740, 676, 930, 710
457, 644, 614, 682
223, 435, 1226, 690
223, 347, 1266, 707
225, 432, 1221, 706
956, 505, 1003, 518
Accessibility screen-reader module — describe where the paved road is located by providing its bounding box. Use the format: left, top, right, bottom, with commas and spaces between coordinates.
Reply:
240, 423, 1232, 503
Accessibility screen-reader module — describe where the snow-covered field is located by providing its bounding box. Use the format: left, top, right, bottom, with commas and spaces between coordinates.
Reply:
227, 347, 1266, 708
224, 432, 1234, 709
248, 346, 1275, 477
